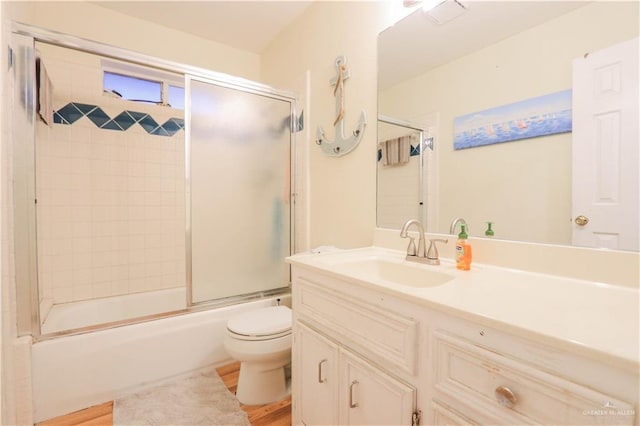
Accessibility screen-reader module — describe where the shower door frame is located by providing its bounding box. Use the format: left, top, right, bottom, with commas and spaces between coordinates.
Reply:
185, 75, 295, 307
10, 22, 298, 341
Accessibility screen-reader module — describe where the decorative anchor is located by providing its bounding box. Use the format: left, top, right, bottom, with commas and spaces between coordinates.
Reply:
316, 56, 367, 157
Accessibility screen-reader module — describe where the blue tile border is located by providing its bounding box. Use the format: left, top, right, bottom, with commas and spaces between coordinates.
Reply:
53, 102, 184, 137
377, 137, 434, 162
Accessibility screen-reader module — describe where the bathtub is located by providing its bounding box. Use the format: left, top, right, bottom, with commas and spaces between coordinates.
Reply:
41, 287, 188, 335
31, 294, 290, 423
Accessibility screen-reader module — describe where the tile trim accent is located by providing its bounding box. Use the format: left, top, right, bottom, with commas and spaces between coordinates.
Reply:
377, 141, 423, 162
53, 102, 185, 137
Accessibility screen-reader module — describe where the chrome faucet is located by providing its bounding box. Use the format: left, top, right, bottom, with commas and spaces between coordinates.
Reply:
400, 219, 426, 258
449, 217, 469, 235
425, 238, 448, 265
400, 219, 448, 265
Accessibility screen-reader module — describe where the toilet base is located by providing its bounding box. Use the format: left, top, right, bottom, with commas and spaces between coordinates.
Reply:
235, 361, 291, 405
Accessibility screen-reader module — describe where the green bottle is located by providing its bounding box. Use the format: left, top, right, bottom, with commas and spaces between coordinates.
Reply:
485, 222, 494, 237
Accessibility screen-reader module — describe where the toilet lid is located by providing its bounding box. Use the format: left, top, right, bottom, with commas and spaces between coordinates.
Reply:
227, 306, 291, 337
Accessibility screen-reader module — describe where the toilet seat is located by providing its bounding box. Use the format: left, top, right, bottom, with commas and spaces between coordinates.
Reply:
227, 306, 291, 341
227, 329, 291, 341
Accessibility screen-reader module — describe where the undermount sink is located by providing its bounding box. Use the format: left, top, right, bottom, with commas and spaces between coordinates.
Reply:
332, 258, 455, 288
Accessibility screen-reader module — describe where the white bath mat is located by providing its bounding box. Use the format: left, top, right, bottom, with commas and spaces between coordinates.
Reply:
113, 367, 250, 426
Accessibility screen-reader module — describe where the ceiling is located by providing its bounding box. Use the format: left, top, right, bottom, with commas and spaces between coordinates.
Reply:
92, 1, 313, 54
378, 1, 588, 89
92, 1, 589, 87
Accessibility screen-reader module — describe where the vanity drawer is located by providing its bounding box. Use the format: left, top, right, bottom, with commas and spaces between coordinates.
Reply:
434, 331, 635, 426
295, 277, 418, 375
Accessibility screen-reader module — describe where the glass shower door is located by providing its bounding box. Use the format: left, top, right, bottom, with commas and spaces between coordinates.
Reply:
188, 77, 292, 304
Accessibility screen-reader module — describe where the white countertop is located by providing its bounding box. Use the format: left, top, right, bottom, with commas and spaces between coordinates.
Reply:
287, 246, 640, 370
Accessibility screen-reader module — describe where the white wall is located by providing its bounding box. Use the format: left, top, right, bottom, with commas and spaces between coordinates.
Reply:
9, 1, 261, 81
262, 2, 400, 250
1, 2, 8, 422
379, 2, 639, 245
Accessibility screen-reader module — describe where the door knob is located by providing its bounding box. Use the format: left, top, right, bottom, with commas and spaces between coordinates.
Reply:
575, 215, 589, 226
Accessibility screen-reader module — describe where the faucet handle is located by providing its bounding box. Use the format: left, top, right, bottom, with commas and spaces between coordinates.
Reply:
406, 237, 417, 256
426, 238, 448, 264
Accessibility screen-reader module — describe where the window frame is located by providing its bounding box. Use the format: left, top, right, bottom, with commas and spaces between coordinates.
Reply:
102, 59, 185, 109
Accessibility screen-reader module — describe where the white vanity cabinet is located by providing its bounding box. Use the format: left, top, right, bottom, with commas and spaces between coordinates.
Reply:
296, 322, 417, 425
292, 271, 421, 426
429, 329, 636, 426
289, 253, 638, 426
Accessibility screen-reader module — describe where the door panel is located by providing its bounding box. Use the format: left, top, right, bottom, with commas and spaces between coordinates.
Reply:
188, 77, 292, 303
296, 323, 339, 426
572, 37, 639, 251
340, 348, 415, 425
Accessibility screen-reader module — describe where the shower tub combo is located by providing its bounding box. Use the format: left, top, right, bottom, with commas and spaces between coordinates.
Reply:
11, 23, 297, 424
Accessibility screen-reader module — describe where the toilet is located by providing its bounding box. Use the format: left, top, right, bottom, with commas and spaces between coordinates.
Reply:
223, 305, 292, 405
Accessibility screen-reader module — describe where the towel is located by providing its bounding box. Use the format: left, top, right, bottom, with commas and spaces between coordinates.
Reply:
36, 57, 53, 125
380, 135, 412, 166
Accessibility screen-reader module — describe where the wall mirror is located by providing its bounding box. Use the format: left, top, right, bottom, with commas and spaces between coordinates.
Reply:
377, 1, 639, 252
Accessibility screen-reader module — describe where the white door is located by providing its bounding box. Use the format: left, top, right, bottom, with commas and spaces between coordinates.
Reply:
296, 323, 339, 426
339, 348, 415, 425
572, 37, 639, 251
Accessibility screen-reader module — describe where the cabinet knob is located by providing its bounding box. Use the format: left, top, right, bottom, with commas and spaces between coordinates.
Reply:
495, 386, 517, 408
318, 359, 327, 383
349, 380, 359, 408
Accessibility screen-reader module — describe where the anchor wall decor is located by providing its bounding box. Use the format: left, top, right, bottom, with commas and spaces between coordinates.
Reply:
316, 55, 367, 157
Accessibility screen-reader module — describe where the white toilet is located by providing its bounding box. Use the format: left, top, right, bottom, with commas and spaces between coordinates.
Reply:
223, 305, 292, 405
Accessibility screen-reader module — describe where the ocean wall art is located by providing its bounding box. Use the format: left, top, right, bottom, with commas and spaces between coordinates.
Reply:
453, 89, 572, 150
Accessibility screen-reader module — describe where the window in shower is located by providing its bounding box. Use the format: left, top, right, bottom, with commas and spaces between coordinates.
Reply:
103, 72, 162, 104
168, 85, 185, 110
102, 60, 185, 109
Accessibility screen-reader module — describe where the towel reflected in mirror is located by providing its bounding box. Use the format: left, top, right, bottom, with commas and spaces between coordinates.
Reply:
379, 135, 413, 166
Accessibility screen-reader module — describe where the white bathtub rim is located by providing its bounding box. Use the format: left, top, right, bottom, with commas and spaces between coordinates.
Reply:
40, 287, 186, 335
36, 288, 290, 341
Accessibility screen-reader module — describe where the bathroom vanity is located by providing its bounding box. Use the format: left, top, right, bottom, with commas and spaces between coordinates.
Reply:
287, 247, 639, 425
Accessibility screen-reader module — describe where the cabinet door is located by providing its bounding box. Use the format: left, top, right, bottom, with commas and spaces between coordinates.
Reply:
340, 348, 416, 425
296, 323, 339, 426
432, 400, 480, 425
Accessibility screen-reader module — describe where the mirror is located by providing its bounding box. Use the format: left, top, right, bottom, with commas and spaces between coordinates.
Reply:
377, 1, 639, 251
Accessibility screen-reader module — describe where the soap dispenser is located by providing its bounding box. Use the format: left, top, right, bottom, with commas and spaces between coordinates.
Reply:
455, 224, 472, 271
485, 222, 494, 237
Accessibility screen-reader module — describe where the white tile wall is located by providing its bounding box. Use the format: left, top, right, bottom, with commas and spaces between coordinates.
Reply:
376, 123, 422, 229
35, 44, 186, 306
376, 154, 421, 229
36, 122, 186, 305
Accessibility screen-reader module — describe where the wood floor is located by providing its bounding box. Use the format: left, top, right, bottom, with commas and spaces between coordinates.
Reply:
218, 362, 292, 426
36, 362, 291, 426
